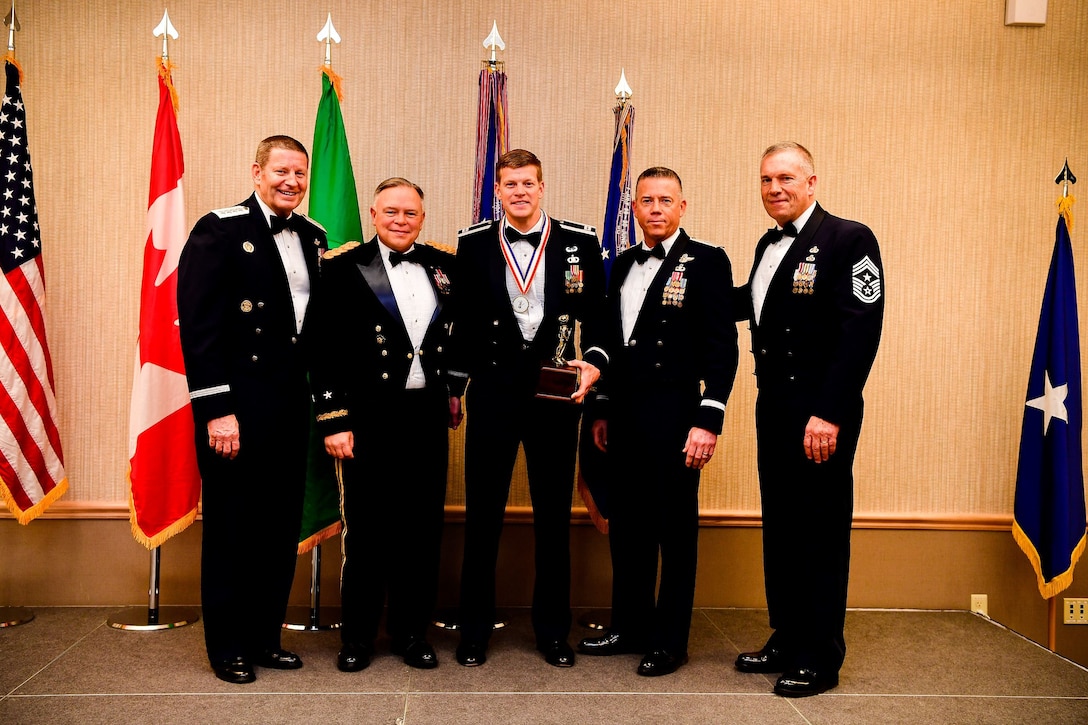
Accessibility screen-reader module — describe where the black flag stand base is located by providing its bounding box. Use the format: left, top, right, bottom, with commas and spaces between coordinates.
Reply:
0, 607, 34, 627
108, 547, 199, 631
283, 543, 340, 631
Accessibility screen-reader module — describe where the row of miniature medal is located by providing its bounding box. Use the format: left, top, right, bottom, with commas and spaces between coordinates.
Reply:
793, 245, 820, 295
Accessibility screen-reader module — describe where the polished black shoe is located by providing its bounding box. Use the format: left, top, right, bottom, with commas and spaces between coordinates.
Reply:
774, 668, 839, 697
455, 641, 487, 667
255, 648, 303, 670
212, 656, 255, 684
392, 638, 439, 669
577, 631, 645, 656
337, 643, 373, 673
636, 649, 688, 677
735, 646, 789, 673
538, 639, 575, 668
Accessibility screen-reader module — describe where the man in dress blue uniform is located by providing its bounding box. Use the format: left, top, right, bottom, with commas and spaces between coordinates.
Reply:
178, 135, 325, 684
734, 142, 884, 697
448, 149, 609, 668
577, 167, 737, 676
310, 178, 460, 672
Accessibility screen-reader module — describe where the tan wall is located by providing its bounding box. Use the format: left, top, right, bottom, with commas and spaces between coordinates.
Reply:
10, 0, 1085, 515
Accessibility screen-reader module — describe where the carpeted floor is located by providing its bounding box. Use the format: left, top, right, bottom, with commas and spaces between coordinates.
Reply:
2, 607, 1087, 724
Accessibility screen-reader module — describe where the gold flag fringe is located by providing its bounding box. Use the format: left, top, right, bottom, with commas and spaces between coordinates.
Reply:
1057, 193, 1076, 234
1013, 519, 1087, 599
126, 469, 198, 549
297, 520, 342, 555
2, 51, 22, 83
156, 57, 180, 115
0, 475, 68, 525
321, 65, 344, 103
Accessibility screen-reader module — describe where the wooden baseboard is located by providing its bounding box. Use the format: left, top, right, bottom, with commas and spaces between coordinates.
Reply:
2, 501, 1013, 531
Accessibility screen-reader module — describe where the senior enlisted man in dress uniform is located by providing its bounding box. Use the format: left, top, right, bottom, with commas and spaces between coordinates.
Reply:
577, 167, 737, 676
448, 148, 609, 669
310, 178, 460, 672
734, 142, 884, 697
177, 135, 326, 684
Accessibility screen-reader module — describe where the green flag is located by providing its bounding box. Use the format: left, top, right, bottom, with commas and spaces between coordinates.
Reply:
298, 68, 362, 553
309, 69, 363, 250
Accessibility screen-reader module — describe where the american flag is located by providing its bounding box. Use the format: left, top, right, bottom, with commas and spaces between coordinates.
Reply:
0, 57, 66, 524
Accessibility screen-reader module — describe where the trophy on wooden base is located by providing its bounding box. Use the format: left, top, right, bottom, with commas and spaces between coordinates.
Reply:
535, 315, 579, 402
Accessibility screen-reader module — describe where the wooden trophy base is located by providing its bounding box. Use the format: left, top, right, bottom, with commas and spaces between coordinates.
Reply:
535, 364, 580, 402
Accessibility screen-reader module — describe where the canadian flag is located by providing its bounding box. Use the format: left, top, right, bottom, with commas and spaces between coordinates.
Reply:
127, 60, 200, 548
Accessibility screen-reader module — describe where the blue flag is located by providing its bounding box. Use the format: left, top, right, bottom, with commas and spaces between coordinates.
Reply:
600, 102, 635, 282
1013, 214, 1087, 599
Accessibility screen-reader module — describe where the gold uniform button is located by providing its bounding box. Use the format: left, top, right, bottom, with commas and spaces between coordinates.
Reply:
251, 355, 259, 362
375, 325, 382, 333
381, 372, 389, 380
291, 336, 298, 344
630, 339, 637, 346
240, 300, 253, 312
436, 346, 443, 353
381, 350, 388, 357
407, 352, 414, 360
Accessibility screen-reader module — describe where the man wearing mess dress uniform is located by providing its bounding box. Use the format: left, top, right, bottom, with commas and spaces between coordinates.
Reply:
178, 135, 324, 685
734, 142, 884, 698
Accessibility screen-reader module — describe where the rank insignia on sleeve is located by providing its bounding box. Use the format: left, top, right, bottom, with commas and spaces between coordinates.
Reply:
852, 255, 882, 303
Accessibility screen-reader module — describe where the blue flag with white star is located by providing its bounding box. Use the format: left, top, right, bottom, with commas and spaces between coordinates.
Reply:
1013, 214, 1087, 599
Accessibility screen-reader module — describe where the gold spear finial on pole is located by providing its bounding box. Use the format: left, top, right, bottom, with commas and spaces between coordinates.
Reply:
317, 13, 341, 70
482, 21, 505, 70
4, 1, 20, 54
153, 10, 178, 63
1056, 159, 1077, 231
614, 68, 633, 108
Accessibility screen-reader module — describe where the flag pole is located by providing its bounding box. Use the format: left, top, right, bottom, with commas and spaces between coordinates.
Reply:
110, 10, 199, 632
1047, 158, 1078, 652
0, 0, 38, 630
283, 13, 348, 632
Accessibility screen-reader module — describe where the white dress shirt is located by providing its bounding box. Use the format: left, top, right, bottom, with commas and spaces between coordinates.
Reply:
620, 229, 680, 343
255, 195, 310, 334
502, 214, 547, 342
379, 242, 437, 390
752, 203, 817, 326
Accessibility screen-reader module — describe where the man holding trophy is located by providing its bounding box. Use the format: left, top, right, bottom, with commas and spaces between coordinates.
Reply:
448, 149, 609, 669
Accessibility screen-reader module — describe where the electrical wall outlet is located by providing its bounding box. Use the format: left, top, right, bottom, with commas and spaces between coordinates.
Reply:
1064, 598, 1088, 624
970, 594, 988, 617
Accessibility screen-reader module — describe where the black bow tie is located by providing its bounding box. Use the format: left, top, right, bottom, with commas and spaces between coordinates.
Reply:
504, 226, 542, 247
269, 215, 295, 235
633, 244, 666, 265
388, 248, 419, 266
766, 222, 798, 242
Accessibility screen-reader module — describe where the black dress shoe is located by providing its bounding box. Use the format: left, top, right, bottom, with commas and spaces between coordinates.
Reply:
212, 656, 255, 684
577, 631, 645, 656
392, 638, 439, 669
735, 646, 789, 673
255, 648, 303, 670
636, 649, 688, 677
455, 641, 487, 667
538, 639, 575, 668
774, 668, 839, 697
337, 643, 373, 673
